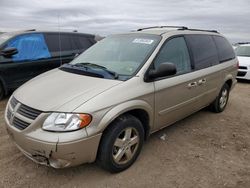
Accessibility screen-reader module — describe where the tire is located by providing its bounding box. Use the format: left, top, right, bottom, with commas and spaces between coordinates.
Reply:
210, 83, 230, 113
97, 114, 144, 173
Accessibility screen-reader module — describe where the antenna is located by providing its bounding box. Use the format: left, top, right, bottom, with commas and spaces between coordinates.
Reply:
58, 13, 63, 66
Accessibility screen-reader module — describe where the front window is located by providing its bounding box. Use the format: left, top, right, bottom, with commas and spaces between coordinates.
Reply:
6, 33, 51, 62
235, 46, 250, 57
154, 37, 191, 74
63, 34, 161, 80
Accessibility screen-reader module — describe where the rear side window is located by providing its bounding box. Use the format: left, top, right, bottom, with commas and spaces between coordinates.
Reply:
72, 35, 95, 50
213, 36, 235, 62
44, 33, 95, 53
154, 37, 191, 74
185, 35, 219, 70
6, 33, 51, 62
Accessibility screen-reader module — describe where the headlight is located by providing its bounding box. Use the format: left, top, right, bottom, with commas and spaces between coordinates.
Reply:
42, 113, 92, 132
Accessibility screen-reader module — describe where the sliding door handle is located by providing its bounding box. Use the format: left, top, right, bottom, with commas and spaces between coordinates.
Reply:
188, 82, 197, 88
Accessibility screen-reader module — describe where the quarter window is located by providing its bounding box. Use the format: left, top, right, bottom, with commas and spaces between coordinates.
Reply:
213, 36, 235, 62
154, 37, 191, 74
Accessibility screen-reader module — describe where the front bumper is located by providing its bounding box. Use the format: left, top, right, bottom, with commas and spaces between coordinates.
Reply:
237, 69, 250, 80
5, 114, 102, 168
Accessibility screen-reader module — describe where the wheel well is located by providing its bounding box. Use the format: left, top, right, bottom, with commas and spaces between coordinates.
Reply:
103, 109, 151, 140
124, 109, 150, 140
225, 79, 232, 90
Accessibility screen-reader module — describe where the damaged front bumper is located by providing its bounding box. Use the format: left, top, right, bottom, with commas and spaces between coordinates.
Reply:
5, 114, 102, 168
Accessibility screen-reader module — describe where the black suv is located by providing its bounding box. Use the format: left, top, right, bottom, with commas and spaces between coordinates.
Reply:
0, 30, 98, 99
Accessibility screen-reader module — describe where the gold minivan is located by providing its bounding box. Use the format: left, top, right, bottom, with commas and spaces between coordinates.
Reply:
5, 26, 237, 173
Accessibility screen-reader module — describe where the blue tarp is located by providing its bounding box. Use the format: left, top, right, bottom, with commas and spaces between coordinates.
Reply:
7, 33, 51, 62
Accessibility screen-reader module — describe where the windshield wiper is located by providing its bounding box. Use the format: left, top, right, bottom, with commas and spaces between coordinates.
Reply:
73, 62, 119, 79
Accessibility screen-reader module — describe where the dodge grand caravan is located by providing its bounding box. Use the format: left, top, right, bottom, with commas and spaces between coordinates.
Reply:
5, 26, 237, 173
0, 30, 98, 99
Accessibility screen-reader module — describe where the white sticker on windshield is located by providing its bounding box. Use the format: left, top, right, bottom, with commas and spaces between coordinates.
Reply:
132, 38, 154, 44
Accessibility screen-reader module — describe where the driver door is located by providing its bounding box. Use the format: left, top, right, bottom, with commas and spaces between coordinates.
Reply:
153, 36, 204, 129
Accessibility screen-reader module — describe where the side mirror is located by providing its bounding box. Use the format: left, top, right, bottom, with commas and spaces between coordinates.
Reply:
1, 47, 18, 58
147, 62, 177, 80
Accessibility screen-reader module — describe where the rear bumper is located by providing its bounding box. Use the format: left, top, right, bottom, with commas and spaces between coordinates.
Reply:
5, 116, 102, 168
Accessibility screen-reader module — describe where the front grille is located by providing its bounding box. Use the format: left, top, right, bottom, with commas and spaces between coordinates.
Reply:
237, 71, 247, 77
7, 97, 43, 131
7, 108, 11, 120
10, 97, 18, 108
12, 117, 30, 130
239, 66, 247, 70
17, 104, 42, 120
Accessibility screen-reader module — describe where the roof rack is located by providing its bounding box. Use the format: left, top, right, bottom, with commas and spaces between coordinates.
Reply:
179, 28, 218, 33
137, 26, 219, 33
137, 26, 188, 31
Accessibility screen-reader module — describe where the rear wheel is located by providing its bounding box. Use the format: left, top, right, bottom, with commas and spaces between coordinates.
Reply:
97, 114, 144, 173
210, 83, 230, 113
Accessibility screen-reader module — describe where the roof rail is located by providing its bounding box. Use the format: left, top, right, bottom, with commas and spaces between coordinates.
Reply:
137, 26, 188, 31
137, 26, 219, 33
179, 28, 219, 33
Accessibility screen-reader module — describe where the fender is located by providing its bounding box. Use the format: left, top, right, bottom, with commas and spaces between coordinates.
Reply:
86, 99, 154, 137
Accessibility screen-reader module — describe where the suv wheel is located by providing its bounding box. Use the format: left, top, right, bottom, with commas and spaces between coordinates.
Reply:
98, 114, 144, 173
210, 83, 230, 113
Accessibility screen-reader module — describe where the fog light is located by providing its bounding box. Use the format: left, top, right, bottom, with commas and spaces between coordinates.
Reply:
49, 158, 71, 168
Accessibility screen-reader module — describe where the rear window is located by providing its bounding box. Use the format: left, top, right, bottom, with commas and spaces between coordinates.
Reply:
213, 36, 235, 62
44, 33, 95, 53
185, 35, 219, 70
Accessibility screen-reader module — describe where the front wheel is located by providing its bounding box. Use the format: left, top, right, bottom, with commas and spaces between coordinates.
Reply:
210, 83, 230, 113
97, 114, 144, 173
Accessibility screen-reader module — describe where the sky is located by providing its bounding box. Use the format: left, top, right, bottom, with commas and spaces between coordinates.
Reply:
0, 0, 249, 42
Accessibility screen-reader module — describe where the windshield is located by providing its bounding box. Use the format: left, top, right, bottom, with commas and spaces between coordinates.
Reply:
235, 46, 250, 57
68, 34, 161, 80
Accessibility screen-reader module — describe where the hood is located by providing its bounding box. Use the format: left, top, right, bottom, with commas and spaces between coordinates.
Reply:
14, 69, 122, 112
237, 56, 250, 67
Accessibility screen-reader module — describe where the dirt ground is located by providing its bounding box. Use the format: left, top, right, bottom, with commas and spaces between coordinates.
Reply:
0, 81, 249, 188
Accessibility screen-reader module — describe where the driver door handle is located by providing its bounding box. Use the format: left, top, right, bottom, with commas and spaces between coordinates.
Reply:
198, 78, 206, 85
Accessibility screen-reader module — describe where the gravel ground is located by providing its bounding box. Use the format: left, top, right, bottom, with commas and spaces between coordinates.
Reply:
0, 81, 249, 188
